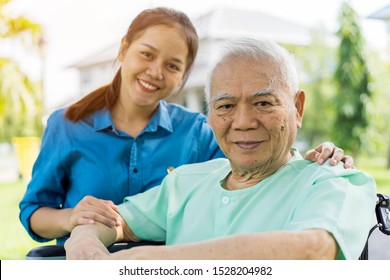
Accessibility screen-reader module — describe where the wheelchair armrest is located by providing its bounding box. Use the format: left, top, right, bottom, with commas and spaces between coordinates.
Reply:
26, 241, 164, 260
376, 193, 390, 235
26, 245, 66, 260
359, 193, 390, 260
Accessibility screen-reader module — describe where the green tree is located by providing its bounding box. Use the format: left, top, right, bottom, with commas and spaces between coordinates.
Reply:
290, 28, 338, 149
333, 1, 373, 157
0, 0, 43, 142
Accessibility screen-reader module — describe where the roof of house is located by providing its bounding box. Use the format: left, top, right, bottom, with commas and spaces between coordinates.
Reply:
368, 3, 390, 20
195, 7, 311, 45
69, 43, 118, 69
70, 7, 311, 69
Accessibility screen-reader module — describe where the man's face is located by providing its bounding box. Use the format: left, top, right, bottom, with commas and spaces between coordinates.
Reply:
208, 56, 305, 173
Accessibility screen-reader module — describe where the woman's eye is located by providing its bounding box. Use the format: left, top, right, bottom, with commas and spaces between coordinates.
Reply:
141, 52, 152, 59
167, 63, 180, 72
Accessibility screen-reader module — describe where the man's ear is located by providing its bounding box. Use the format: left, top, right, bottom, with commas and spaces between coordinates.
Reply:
118, 36, 128, 62
294, 90, 305, 128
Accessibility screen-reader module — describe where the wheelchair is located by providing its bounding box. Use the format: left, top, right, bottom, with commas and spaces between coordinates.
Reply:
26, 194, 390, 260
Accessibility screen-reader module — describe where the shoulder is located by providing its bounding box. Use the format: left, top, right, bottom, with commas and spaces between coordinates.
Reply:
163, 101, 207, 123
47, 108, 65, 122
289, 159, 376, 189
44, 108, 86, 138
160, 159, 230, 193
45, 108, 68, 131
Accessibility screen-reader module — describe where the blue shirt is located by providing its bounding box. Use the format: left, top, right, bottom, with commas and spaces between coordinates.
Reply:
19, 100, 224, 243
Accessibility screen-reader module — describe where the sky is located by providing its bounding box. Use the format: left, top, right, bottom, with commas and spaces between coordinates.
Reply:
2, 0, 390, 109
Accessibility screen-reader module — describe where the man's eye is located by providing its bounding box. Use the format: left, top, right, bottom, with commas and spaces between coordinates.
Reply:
217, 104, 234, 110
256, 101, 271, 107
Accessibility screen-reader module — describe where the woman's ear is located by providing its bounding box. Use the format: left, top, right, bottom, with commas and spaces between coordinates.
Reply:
118, 36, 128, 62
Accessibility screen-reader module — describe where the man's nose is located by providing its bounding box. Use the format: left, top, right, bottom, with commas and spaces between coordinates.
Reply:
231, 106, 259, 130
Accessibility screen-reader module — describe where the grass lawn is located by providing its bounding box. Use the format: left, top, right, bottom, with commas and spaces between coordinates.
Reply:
0, 156, 388, 260
357, 156, 390, 194
0, 180, 54, 260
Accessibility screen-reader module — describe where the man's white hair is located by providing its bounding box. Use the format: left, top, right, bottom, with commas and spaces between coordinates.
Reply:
204, 38, 299, 108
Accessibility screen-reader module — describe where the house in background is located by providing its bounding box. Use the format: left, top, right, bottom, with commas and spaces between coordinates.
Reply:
368, 3, 390, 48
69, 8, 312, 114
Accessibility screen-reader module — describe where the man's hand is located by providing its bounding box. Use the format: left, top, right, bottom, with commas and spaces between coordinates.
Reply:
65, 224, 113, 259
304, 142, 354, 168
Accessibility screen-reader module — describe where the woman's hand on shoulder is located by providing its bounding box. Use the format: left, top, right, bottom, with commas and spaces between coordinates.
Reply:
304, 142, 354, 169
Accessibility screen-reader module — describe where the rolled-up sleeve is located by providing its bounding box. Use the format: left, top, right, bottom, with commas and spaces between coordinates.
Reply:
19, 112, 68, 242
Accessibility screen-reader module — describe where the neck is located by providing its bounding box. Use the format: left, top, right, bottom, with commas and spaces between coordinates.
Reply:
225, 153, 292, 191
111, 100, 159, 137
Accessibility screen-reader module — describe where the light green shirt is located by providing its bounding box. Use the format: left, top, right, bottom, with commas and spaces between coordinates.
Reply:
118, 150, 377, 259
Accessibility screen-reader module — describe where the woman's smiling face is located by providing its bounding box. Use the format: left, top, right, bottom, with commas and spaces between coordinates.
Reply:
118, 24, 188, 109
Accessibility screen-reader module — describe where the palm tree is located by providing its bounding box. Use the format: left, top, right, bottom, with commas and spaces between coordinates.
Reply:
0, 0, 43, 142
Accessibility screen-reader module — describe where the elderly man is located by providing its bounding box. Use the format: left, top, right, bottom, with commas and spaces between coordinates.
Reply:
65, 38, 376, 260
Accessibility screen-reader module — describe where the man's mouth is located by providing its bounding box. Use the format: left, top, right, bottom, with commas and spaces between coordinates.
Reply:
234, 141, 262, 150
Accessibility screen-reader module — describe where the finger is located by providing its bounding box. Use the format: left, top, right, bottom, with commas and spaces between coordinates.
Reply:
342, 156, 354, 169
318, 142, 335, 161
85, 211, 118, 227
78, 196, 121, 224
314, 141, 335, 153
329, 148, 345, 166
82, 196, 117, 211
87, 204, 121, 224
304, 149, 320, 162
89, 197, 119, 212
75, 217, 95, 226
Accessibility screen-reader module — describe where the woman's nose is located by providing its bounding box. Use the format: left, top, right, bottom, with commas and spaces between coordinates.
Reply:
146, 63, 163, 80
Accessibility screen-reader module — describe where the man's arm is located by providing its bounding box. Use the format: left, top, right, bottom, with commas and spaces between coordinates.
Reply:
71, 229, 336, 260
64, 215, 139, 259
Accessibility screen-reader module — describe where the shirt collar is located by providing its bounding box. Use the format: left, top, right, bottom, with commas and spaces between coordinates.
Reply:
92, 101, 173, 133
144, 101, 173, 133
289, 147, 303, 162
93, 109, 114, 131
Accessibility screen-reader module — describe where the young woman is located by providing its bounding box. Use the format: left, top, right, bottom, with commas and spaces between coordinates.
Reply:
19, 7, 351, 245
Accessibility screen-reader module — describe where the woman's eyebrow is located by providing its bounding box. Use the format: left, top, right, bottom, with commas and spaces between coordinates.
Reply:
141, 43, 185, 65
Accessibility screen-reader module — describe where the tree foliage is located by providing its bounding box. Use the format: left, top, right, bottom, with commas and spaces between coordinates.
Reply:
289, 30, 337, 149
0, 0, 43, 142
333, 1, 373, 156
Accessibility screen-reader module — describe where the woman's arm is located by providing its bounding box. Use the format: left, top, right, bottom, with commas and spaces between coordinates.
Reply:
30, 196, 122, 239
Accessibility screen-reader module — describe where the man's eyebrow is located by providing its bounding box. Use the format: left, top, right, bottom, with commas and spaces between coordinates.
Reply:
209, 86, 275, 105
252, 86, 274, 97
208, 92, 235, 105
141, 43, 185, 65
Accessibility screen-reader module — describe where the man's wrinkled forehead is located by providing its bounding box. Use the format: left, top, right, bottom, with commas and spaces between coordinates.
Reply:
209, 85, 275, 105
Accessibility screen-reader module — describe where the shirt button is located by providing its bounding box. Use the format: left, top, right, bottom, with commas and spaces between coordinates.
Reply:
133, 168, 138, 173
222, 196, 230, 204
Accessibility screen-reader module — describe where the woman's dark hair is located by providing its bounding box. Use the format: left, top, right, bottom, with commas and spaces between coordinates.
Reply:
65, 7, 199, 122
